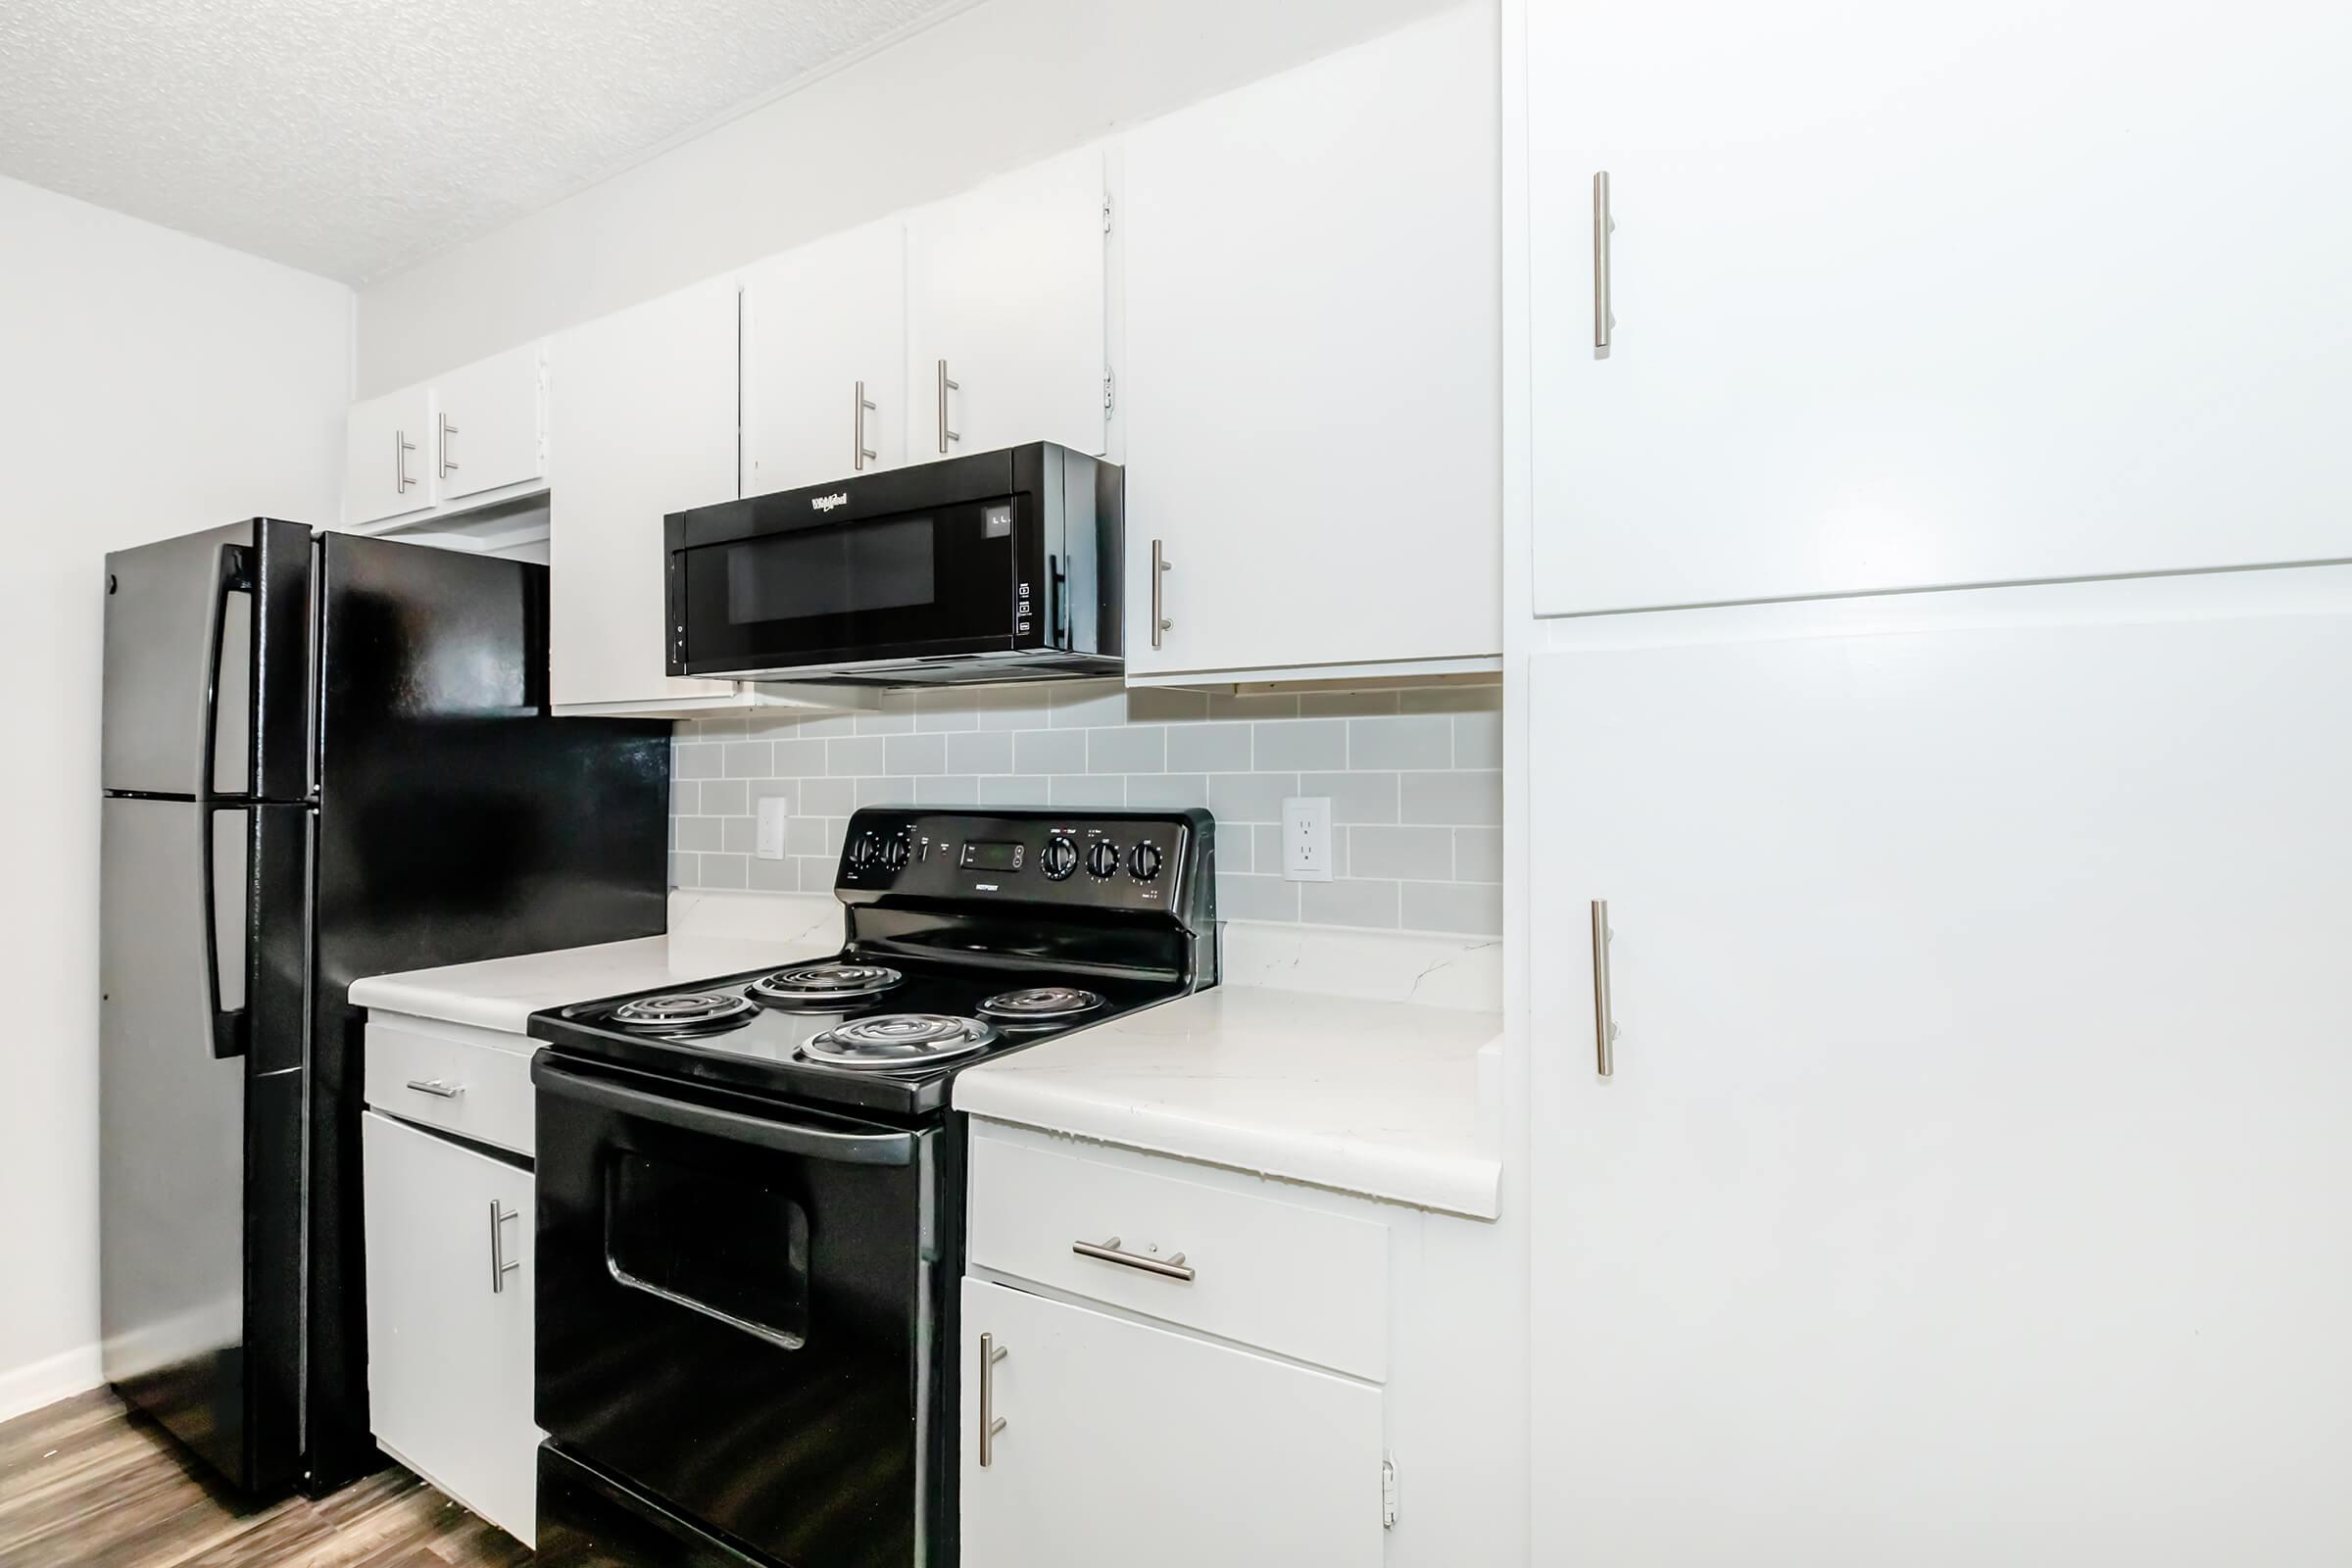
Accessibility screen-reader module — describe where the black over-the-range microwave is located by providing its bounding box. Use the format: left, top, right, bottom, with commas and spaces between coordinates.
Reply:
663, 442, 1123, 686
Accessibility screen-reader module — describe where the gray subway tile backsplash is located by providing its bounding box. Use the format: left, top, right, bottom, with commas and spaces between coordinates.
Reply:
1166, 721, 1252, 774
1250, 717, 1348, 771
1086, 724, 1166, 774
669, 679, 1501, 934
945, 730, 1014, 775
1398, 769, 1503, 826
1348, 714, 1452, 770
1012, 728, 1086, 774
884, 732, 948, 776
1349, 823, 1454, 882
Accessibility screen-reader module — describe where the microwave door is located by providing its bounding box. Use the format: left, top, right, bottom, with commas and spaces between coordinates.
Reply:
103, 518, 314, 801
677, 500, 1023, 675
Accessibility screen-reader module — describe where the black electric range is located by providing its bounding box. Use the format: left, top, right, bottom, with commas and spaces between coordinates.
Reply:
526, 808, 1215, 1568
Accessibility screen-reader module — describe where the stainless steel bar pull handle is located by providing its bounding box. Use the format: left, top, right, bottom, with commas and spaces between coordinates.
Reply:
394, 428, 416, 492
1073, 1235, 1195, 1282
978, 1333, 1008, 1467
1150, 539, 1172, 650
1591, 899, 1618, 1078
437, 414, 459, 478
405, 1078, 464, 1099
937, 360, 959, 454
1592, 172, 1614, 357
488, 1201, 521, 1294
855, 381, 877, 470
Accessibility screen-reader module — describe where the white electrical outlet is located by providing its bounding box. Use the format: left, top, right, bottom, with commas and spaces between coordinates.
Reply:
1282, 797, 1333, 882
755, 797, 790, 860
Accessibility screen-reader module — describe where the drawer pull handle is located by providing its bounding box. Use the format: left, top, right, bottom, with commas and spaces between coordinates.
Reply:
1072, 1236, 1195, 1283
406, 1078, 465, 1099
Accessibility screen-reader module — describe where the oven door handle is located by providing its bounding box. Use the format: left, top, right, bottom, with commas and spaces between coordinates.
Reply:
532, 1058, 918, 1166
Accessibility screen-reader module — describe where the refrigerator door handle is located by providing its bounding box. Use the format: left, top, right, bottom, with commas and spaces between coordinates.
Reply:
200, 805, 250, 1059
197, 542, 254, 1059
201, 543, 253, 800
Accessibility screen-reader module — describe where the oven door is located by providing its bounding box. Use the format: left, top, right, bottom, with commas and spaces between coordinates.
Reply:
533, 1054, 953, 1567
671, 498, 1038, 677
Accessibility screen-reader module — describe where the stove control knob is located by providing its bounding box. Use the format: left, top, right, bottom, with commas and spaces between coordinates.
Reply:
1041, 835, 1079, 881
848, 830, 882, 869
881, 833, 911, 872
1129, 841, 1164, 882
1086, 839, 1122, 880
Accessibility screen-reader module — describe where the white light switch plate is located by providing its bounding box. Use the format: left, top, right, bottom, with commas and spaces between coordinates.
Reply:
1282, 797, 1333, 882
755, 797, 789, 860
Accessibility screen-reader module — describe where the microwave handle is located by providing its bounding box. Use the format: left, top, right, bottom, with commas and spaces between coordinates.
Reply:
533, 1057, 917, 1166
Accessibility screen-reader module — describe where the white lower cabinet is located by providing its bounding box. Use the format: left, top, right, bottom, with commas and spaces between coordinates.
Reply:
362, 1110, 539, 1545
959, 1278, 1385, 1568
1527, 602, 2352, 1563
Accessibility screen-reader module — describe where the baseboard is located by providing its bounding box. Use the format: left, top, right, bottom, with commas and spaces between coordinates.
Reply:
0, 1342, 103, 1425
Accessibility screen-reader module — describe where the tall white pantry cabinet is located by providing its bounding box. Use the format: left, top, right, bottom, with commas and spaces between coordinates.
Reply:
1518, 0, 2352, 1560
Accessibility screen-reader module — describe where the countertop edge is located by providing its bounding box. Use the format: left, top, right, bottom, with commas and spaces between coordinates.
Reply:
957, 1093, 1502, 1221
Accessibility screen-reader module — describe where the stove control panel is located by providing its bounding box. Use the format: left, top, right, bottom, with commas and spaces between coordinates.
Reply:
835, 808, 1212, 918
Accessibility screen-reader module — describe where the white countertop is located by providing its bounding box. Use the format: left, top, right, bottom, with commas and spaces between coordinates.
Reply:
347, 892, 843, 1034
955, 985, 1502, 1219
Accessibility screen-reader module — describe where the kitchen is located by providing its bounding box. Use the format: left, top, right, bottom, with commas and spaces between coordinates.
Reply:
1, 0, 2346, 1563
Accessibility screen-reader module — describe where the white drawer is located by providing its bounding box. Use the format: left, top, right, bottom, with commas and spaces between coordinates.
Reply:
967, 1127, 1389, 1381
365, 1014, 536, 1158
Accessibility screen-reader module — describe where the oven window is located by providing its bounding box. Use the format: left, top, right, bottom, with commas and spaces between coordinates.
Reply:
604, 1152, 811, 1350
724, 514, 936, 624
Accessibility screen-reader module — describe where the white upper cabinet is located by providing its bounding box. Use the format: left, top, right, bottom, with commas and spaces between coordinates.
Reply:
1526, 0, 2352, 615
1527, 606, 2352, 1562
546, 277, 741, 712
343, 383, 436, 526
1121, 5, 1502, 679
907, 147, 1108, 462
742, 220, 906, 496
430, 342, 546, 504
343, 343, 550, 528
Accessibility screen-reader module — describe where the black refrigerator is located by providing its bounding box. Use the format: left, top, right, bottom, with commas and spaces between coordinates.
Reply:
98, 517, 668, 1496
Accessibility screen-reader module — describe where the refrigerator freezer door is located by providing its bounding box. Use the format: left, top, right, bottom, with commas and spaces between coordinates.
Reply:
99, 796, 306, 1494
103, 518, 313, 800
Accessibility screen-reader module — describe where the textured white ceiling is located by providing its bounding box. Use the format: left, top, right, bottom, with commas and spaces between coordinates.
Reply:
0, 0, 964, 282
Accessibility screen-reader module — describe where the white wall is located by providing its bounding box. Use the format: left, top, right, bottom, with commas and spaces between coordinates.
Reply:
0, 174, 350, 1419
356, 0, 1458, 394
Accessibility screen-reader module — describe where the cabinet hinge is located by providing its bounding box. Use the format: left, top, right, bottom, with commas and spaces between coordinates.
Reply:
1381, 1458, 1398, 1530
1102, 195, 1113, 234
1102, 367, 1115, 416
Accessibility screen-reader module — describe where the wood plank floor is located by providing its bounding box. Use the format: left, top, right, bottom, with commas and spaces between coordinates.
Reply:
0, 1391, 530, 1568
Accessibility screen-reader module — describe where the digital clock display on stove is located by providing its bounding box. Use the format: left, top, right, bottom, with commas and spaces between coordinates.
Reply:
957, 841, 1025, 872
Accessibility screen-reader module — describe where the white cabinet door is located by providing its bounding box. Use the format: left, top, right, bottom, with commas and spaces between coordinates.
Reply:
960, 1279, 1385, 1568
1528, 611, 2352, 1564
1121, 6, 1501, 677
742, 220, 906, 496
432, 342, 546, 503
906, 147, 1106, 462
1526, 0, 2352, 615
343, 384, 435, 525
362, 1111, 538, 1545
546, 277, 741, 710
